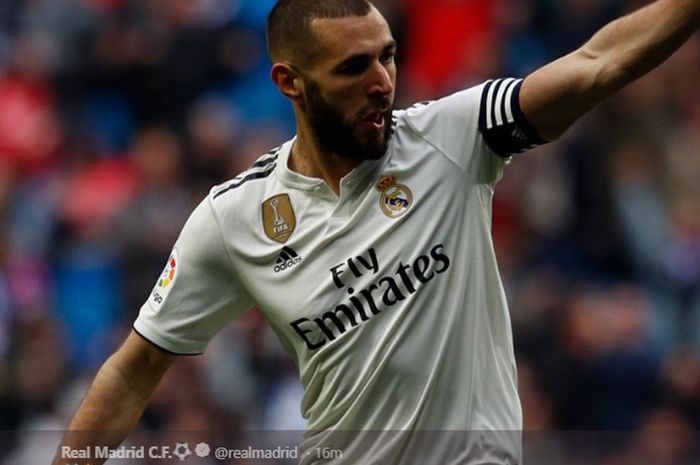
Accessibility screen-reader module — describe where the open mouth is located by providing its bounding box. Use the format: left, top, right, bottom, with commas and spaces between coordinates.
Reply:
363, 112, 386, 130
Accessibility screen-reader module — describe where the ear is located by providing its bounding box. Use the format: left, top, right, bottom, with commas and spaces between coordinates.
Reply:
271, 63, 304, 101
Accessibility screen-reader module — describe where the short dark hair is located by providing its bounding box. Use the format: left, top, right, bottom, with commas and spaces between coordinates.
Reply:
266, 0, 373, 66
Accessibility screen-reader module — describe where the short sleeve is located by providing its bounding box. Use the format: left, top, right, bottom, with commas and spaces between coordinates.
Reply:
133, 197, 254, 355
401, 84, 486, 174
401, 79, 544, 180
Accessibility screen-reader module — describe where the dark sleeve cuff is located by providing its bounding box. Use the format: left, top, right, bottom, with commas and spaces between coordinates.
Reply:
478, 78, 545, 158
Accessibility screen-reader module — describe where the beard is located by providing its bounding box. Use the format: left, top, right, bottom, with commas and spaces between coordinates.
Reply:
304, 79, 394, 161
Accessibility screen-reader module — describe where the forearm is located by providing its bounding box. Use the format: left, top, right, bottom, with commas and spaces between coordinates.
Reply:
584, 0, 700, 92
74, 357, 156, 431
522, 0, 700, 140
52, 332, 174, 465
52, 360, 152, 465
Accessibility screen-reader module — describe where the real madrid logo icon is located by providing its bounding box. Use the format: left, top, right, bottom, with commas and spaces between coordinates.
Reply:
377, 175, 413, 218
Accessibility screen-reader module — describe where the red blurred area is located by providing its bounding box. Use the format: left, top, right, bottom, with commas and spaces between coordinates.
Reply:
403, 0, 495, 93
0, 76, 62, 175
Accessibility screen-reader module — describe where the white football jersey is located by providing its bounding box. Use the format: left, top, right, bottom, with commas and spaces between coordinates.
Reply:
135, 78, 542, 464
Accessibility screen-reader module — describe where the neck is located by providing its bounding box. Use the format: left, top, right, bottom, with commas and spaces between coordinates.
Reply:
289, 124, 361, 195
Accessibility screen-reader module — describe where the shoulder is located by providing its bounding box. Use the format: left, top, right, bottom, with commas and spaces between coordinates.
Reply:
395, 79, 542, 158
211, 146, 283, 201
398, 83, 488, 116
392, 83, 489, 136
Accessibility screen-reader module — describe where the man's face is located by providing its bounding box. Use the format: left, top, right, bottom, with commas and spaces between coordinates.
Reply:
300, 7, 397, 160
304, 77, 393, 160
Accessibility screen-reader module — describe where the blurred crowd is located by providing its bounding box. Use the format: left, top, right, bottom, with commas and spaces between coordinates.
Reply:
1, 0, 700, 463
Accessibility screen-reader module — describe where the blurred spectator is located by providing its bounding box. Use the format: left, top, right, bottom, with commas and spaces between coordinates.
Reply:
603, 407, 696, 465
0, 33, 63, 176
659, 349, 700, 426
112, 126, 192, 319
550, 0, 621, 57
556, 284, 660, 429
185, 97, 240, 193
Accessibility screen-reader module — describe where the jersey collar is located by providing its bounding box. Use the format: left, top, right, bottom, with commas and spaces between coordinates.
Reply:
276, 137, 389, 193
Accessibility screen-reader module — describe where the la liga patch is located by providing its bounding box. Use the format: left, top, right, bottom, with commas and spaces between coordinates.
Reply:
150, 249, 179, 311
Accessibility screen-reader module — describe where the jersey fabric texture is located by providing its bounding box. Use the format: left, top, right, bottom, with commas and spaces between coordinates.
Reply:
134, 78, 540, 464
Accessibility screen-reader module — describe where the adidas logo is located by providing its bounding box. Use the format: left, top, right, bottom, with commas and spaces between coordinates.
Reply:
274, 247, 302, 273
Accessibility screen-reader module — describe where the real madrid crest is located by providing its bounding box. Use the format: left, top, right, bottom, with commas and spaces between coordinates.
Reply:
262, 194, 296, 243
377, 175, 413, 218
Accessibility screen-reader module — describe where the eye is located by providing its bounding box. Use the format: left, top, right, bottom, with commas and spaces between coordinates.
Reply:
340, 61, 368, 75
380, 51, 395, 65
335, 56, 370, 76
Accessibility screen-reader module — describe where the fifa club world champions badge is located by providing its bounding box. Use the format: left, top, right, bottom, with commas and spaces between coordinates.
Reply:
262, 193, 297, 243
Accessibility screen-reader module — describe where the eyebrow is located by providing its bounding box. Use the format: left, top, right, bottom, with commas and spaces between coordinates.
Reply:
332, 40, 397, 73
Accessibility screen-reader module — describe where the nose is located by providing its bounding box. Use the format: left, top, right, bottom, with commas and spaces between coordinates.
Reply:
368, 61, 394, 98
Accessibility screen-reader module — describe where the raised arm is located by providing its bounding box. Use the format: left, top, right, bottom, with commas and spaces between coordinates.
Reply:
521, 0, 700, 141
52, 330, 175, 465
